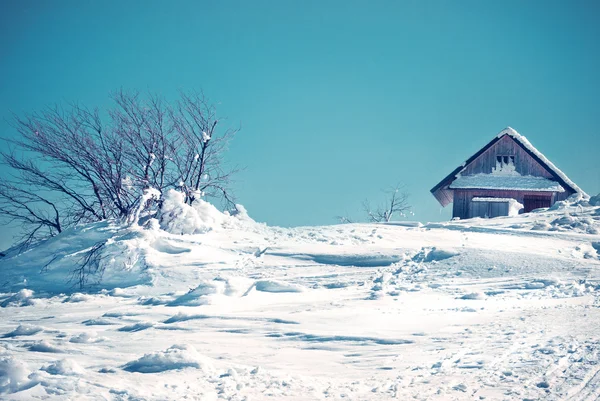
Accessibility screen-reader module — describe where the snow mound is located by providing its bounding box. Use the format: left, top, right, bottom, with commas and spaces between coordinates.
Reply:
41, 359, 85, 376
460, 292, 485, 300
298, 253, 404, 267
0, 221, 152, 294
28, 340, 63, 353
413, 247, 459, 263
0, 357, 32, 394
122, 344, 214, 373
0, 289, 35, 308
3, 324, 43, 338
150, 238, 191, 254
225, 204, 253, 223
69, 331, 102, 344
117, 321, 154, 332
529, 212, 600, 235
168, 280, 226, 306
168, 277, 254, 306
167, 277, 298, 305
63, 293, 93, 303
254, 280, 304, 293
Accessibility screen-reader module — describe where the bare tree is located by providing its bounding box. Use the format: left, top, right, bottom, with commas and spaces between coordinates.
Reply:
0, 90, 239, 250
170, 90, 239, 208
363, 184, 411, 223
335, 214, 354, 224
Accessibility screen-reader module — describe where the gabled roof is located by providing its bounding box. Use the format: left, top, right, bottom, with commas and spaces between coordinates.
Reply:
430, 127, 586, 206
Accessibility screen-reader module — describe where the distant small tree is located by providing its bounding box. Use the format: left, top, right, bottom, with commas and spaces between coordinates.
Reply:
335, 214, 354, 224
363, 184, 410, 223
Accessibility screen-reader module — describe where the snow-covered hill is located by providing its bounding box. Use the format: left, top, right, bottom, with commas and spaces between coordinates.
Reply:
0, 196, 599, 400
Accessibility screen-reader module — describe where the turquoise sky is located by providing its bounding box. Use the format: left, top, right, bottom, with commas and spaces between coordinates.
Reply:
1, 0, 599, 248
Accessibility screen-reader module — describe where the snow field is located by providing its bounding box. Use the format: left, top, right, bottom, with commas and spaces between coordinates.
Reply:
0, 199, 599, 400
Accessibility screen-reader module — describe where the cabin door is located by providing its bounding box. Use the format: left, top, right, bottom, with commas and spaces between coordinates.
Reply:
523, 195, 551, 213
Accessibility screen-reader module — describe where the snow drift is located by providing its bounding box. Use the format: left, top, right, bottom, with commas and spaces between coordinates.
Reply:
0, 191, 259, 295
122, 344, 214, 373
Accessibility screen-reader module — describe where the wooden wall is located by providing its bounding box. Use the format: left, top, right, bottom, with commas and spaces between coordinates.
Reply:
461, 135, 553, 177
452, 189, 562, 219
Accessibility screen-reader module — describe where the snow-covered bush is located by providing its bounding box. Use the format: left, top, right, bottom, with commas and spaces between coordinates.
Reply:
0, 90, 239, 250
158, 189, 225, 235
158, 189, 258, 235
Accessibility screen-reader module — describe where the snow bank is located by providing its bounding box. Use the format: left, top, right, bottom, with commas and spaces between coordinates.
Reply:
0, 221, 152, 294
536, 213, 599, 235
122, 344, 214, 373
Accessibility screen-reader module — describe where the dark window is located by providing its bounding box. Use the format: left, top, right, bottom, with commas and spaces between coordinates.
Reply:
496, 155, 515, 168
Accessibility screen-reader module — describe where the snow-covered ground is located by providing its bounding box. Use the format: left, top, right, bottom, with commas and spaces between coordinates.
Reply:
1, 198, 599, 400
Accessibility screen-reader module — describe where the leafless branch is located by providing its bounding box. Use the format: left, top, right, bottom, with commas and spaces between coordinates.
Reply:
70, 241, 107, 289
363, 184, 411, 223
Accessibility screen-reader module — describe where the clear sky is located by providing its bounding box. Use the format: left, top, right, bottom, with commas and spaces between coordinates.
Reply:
1, 0, 599, 248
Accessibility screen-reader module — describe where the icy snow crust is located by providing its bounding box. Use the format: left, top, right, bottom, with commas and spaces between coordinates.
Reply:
0, 198, 600, 400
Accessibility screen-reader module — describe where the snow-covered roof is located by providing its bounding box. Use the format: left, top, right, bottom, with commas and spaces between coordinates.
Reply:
472, 197, 521, 203
496, 127, 587, 196
450, 174, 565, 192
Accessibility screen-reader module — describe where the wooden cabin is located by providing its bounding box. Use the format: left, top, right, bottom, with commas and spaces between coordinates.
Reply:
430, 127, 584, 219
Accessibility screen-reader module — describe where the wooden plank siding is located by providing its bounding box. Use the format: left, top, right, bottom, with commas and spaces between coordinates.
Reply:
461, 135, 553, 177
452, 189, 559, 220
